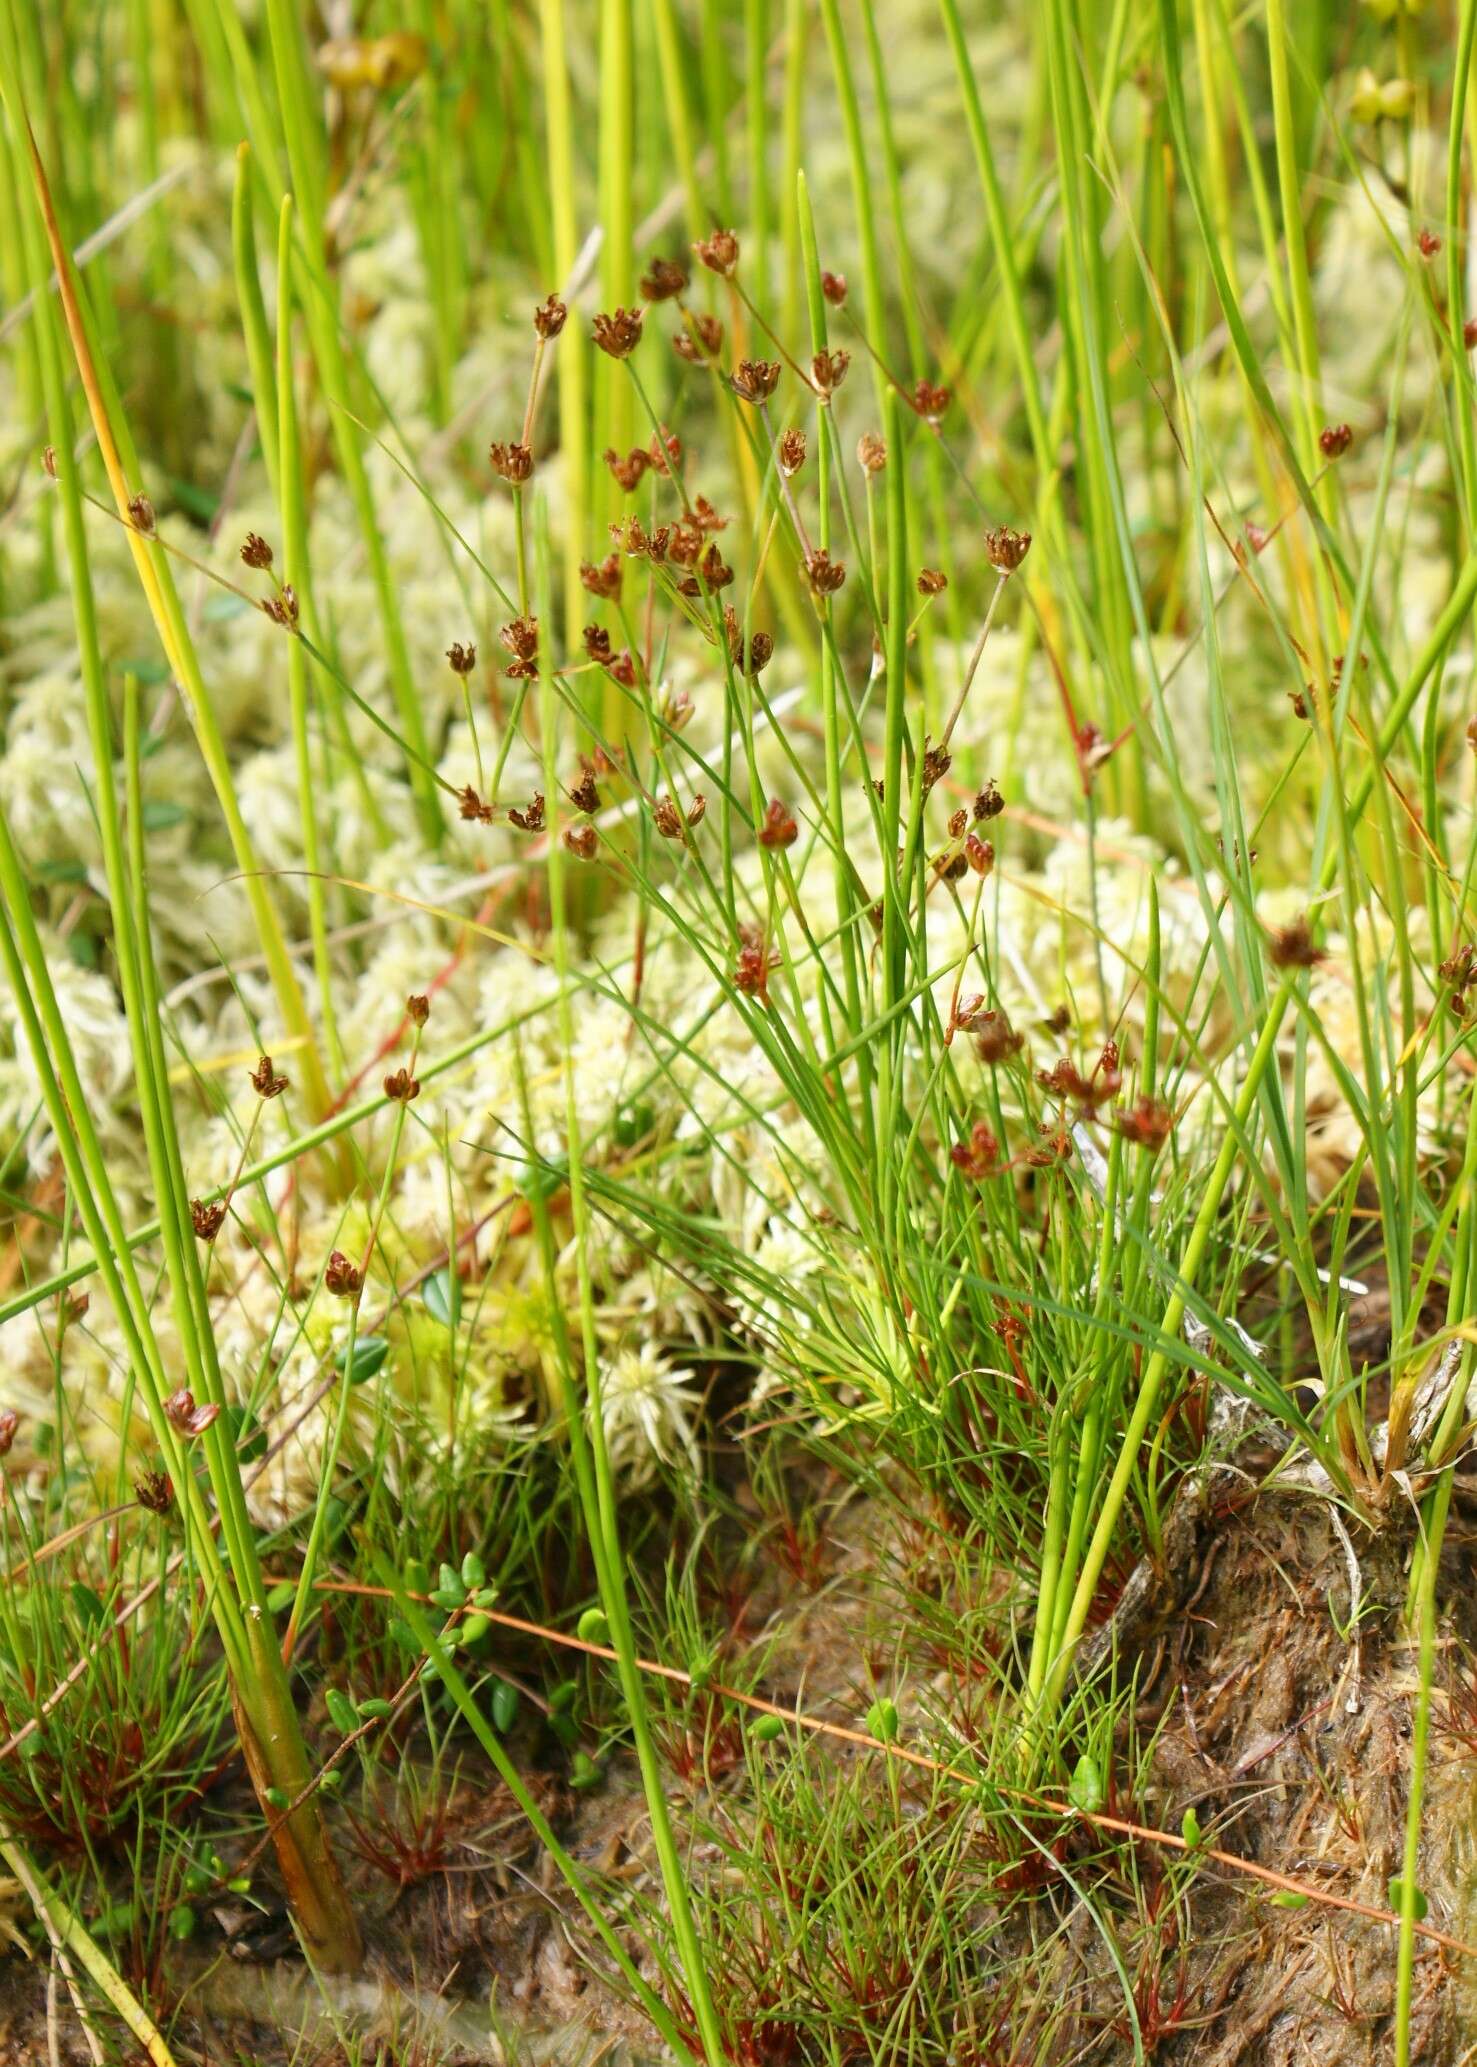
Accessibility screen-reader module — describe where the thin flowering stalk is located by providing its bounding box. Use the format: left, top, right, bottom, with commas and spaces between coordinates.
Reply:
277, 195, 343, 1079
938, 570, 1009, 751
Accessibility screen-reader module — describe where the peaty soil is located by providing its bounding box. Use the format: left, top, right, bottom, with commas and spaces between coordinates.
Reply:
5, 1477, 1477, 2064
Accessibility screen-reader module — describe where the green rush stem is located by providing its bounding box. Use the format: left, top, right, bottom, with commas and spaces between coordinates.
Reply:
260, 0, 442, 844
1044, 563, 1477, 1715
376, 1565, 704, 2063
1447, 0, 1477, 539
277, 194, 342, 1079
539, 0, 589, 645
531, 506, 723, 2064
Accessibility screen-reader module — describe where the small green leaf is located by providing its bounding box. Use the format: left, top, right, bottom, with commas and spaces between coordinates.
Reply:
337, 1334, 389, 1385
423, 1268, 461, 1329
460, 1551, 486, 1591
1068, 1754, 1104, 1816
68, 1583, 105, 1631
750, 1713, 785, 1742
457, 1613, 492, 1649
142, 800, 189, 832
404, 1558, 431, 1598
358, 1697, 393, 1721
1388, 1877, 1428, 1921
165, 475, 220, 523
168, 1905, 197, 1943
325, 1689, 359, 1736
1181, 1806, 1204, 1851
549, 1679, 578, 1714
120, 657, 171, 687
264, 1787, 289, 1811
569, 1751, 601, 1789
181, 1865, 214, 1898
576, 1607, 609, 1646
492, 1679, 519, 1732
1270, 1891, 1309, 1910
865, 1697, 899, 1744
431, 1562, 467, 1611
319, 1767, 343, 1792
266, 1580, 296, 1614
518, 1154, 568, 1205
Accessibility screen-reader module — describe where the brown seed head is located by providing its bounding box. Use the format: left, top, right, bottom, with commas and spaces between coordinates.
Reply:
974, 1011, 1023, 1065
604, 445, 650, 492
583, 623, 613, 665
693, 494, 727, 532
383, 1066, 421, 1102
652, 795, 686, 840
758, 799, 798, 849
1419, 228, 1442, 257
974, 780, 1005, 820
262, 584, 300, 628
660, 682, 695, 730
0, 1409, 17, 1458
778, 428, 807, 476
804, 549, 847, 596
564, 821, 598, 861
406, 993, 430, 1027
695, 227, 740, 277
135, 1469, 173, 1514
446, 641, 477, 675
592, 306, 644, 358
917, 567, 948, 596
733, 935, 778, 1002
640, 256, 688, 301
580, 554, 623, 599
191, 1198, 227, 1242
950, 1120, 1000, 1181
811, 348, 850, 396
674, 316, 723, 365
568, 766, 600, 814
499, 615, 539, 666
459, 783, 494, 823
533, 293, 568, 338
686, 793, 707, 828
1116, 1097, 1174, 1152
164, 1388, 221, 1438
1269, 917, 1324, 970
857, 433, 887, 475
913, 379, 950, 422
489, 440, 534, 483
985, 526, 1031, 574
731, 358, 781, 404
922, 741, 953, 793
325, 1250, 362, 1298
648, 427, 683, 475
1466, 318, 1477, 351
250, 1054, 289, 1098
507, 792, 546, 833
241, 532, 274, 570
821, 270, 848, 306
1318, 422, 1353, 460
965, 833, 994, 877
128, 494, 156, 536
